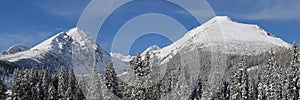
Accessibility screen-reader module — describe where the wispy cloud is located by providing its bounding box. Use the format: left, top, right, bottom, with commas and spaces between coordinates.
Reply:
30, 0, 90, 20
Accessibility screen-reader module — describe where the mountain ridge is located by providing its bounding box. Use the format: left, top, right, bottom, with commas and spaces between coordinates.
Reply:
0, 16, 291, 75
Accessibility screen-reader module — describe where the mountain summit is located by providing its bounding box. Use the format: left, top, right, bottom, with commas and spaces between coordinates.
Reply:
148, 16, 290, 64
0, 28, 121, 74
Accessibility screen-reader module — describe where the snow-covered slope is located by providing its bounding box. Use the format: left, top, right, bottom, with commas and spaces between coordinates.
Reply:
111, 45, 161, 63
1, 44, 31, 55
149, 16, 290, 64
0, 28, 127, 74
143, 45, 161, 54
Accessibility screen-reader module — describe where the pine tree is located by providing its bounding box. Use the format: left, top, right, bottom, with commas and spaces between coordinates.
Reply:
66, 68, 77, 99
57, 66, 68, 99
257, 75, 265, 100
263, 50, 284, 99
248, 79, 258, 100
229, 58, 249, 100
239, 59, 249, 100
289, 41, 300, 99
87, 60, 102, 99
48, 82, 57, 100
11, 69, 20, 99
143, 52, 151, 76
41, 69, 49, 99
36, 70, 45, 100
104, 62, 120, 97
76, 88, 86, 100
28, 69, 38, 99
21, 69, 31, 100
189, 77, 203, 100
0, 77, 7, 99
133, 52, 144, 77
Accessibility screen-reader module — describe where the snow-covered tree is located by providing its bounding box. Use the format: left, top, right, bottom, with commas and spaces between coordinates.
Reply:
229, 58, 249, 100
257, 75, 265, 100
87, 60, 102, 99
48, 82, 57, 100
0, 77, 7, 99
288, 42, 300, 99
66, 68, 77, 99
57, 66, 68, 99
76, 87, 85, 100
263, 50, 284, 99
41, 69, 49, 99
189, 76, 203, 99
132, 52, 144, 77
104, 62, 121, 97
142, 52, 151, 76
240, 59, 249, 100
248, 78, 258, 100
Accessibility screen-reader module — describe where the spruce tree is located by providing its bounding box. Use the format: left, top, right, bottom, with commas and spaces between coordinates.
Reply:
189, 77, 203, 100
76, 88, 86, 100
239, 59, 249, 100
21, 69, 31, 100
289, 41, 300, 99
229, 58, 249, 100
263, 50, 283, 99
11, 68, 21, 99
36, 70, 44, 100
57, 66, 68, 99
87, 60, 102, 99
48, 82, 57, 100
104, 62, 120, 97
66, 68, 77, 99
0, 78, 6, 99
257, 75, 265, 100
41, 69, 49, 99
133, 52, 143, 77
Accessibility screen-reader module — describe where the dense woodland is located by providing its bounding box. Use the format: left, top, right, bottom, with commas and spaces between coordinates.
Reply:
0, 43, 300, 100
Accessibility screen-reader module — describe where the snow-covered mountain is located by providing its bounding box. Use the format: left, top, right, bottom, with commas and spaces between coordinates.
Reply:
145, 16, 290, 65
0, 44, 31, 55
110, 45, 161, 62
112, 16, 290, 66
0, 28, 127, 74
0, 16, 291, 76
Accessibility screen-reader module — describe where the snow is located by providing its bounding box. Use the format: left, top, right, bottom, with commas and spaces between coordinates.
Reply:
0, 44, 31, 55
149, 16, 290, 64
110, 53, 132, 62
0, 28, 127, 75
0, 16, 291, 76
142, 45, 161, 54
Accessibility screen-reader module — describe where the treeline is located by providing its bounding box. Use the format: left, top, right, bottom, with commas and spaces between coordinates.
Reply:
0, 67, 7, 99
189, 43, 300, 100
11, 67, 85, 100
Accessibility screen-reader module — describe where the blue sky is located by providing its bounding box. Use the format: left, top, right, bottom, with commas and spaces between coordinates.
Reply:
0, 0, 299, 55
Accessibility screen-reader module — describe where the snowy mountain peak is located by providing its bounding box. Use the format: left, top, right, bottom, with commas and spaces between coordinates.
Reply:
30, 32, 72, 51
186, 16, 290, 48
211, 16, 233, 22
66, 27, 85, 38
143, 45, 161, 53
111, 53, 132, 62
1, 44, 31, 55
152, 16, 291, 64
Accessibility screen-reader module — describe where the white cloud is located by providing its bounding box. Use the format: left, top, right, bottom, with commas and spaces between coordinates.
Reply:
30, 0, 90, 20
